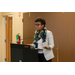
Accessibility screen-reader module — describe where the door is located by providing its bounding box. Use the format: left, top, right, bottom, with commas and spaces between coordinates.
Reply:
23, 12, 58, 62
39, 12, 58, 62
2, 16, 6, 62
23, 12, 34, 44
56, 12, 70, 62
6, 16, 12, 62
68, 12, 75, 62
23, 12, 41, 44
57, 12, 75, 62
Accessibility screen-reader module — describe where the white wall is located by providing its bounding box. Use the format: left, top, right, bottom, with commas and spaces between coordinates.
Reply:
1, 12, 26, 62
0, 12, 2, 61
2, 12, 24, 44
2, 16, 6, 62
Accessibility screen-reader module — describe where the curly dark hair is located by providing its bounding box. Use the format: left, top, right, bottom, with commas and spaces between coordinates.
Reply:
35, 17, 46, 27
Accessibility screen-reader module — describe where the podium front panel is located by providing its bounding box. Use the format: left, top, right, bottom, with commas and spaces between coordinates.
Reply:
11, 48, 23, 62
31, 49, 38, 62
23, 48, 32, 62
11, 44, 38, 62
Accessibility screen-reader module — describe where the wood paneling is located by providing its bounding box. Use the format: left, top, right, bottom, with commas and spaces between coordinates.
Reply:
23, 12, 75, 62
23, 12, 58, 62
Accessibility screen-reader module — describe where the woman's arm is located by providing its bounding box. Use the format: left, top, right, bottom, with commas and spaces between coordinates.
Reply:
48, 31, 54, 49
43, 31, 54, 49
43, 46, 51, 49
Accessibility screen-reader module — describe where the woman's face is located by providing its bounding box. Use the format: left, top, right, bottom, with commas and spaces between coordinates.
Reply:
35, 22, 44, 31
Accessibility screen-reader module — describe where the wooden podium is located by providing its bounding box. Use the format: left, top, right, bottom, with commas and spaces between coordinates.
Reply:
11, 44, 38, 62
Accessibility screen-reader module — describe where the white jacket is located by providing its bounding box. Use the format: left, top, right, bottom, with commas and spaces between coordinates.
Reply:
32, 30, 54, 60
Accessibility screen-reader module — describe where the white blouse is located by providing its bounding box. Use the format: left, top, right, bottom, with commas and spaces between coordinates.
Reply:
37, 38, 43, 54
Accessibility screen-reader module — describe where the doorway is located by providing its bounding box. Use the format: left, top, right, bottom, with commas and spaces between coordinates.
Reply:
2, 15, 13, 62
2, 16, 6, 62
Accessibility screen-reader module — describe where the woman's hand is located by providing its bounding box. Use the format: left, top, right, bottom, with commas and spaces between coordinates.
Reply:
43, 46, 51, 49
26, 44, 32, 48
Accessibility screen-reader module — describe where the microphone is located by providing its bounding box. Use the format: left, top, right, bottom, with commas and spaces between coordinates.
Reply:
21, 37, 34, 40
21, 37, 34, 44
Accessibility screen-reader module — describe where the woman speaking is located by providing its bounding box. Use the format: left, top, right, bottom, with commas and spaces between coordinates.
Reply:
31, 17, 54, 62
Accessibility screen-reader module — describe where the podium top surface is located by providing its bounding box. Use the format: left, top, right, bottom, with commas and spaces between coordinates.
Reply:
11, 43, 30, 48
11, 43, 42, 50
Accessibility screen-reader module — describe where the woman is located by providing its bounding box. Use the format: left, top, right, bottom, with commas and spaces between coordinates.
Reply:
31, 17, 54, 62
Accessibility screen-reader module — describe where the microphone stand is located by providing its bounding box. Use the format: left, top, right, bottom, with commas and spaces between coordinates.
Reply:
21, 37, 33, 44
